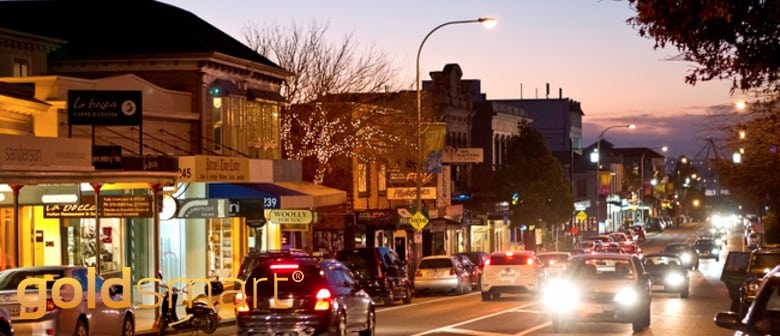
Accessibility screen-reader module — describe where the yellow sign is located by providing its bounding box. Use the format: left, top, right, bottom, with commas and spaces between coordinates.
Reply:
576, 211, 587, 222
177, 155, 249, 182
269, 210, 313, 224
409, 211, 429, 232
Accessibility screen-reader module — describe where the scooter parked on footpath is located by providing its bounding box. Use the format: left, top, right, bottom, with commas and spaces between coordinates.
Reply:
154, 272, 220, 335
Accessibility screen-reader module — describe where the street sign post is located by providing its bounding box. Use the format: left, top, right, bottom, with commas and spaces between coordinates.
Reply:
409, 211, 429, 232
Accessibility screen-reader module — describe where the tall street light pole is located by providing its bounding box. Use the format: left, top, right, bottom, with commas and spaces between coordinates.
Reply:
414, 17, 495, 245
639, 146, 667, 225
592, 124, 635, 233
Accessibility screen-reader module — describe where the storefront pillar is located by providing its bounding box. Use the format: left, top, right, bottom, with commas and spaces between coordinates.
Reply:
11, 184, 23, 268
91, 184, 103, 275
150, 183, 161, 320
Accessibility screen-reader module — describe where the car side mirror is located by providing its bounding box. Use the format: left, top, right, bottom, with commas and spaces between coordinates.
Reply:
714, 311, 743, 330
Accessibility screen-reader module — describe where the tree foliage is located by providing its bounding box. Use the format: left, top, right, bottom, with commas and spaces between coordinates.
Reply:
491, 127, 574, 231
627, 0, 780, 93
242, 20, 409, 184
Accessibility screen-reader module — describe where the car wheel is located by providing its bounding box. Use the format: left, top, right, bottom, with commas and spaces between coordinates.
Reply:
402, 285, 413, 304
491, 292, 501, 300
335, 311, 347, 336
121, 315, 135, 336
481, 291, 491, 301
681, 285, 690, 299
358, 308, 375, 336
75, 319, 88, 336
382, 294, 394, 306
632, 306, 651, 332
716, 256, 720, 262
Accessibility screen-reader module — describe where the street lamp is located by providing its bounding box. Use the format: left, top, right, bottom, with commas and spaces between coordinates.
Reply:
414, 17, 496, 221
591, 124, 635, 233
639, 146, 668, 225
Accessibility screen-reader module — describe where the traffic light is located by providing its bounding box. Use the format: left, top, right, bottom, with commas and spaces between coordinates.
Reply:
511, 192, 520, 205
208, 86, 222, 97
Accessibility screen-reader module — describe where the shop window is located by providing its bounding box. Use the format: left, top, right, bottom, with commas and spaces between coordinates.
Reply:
66, 219, 122, 274
358, 163, 368, 196
209, 218, 233, 279
12, 58, 29, 77
378, 163, 387, 195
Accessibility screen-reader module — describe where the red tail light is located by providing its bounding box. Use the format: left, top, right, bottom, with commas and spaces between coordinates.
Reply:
234, 293, 250, 313
415, 270, 422, 277
34, 299, 56, 314
314, 288, 332, 311
270, 264, 299, 271
449, 268, 456, 276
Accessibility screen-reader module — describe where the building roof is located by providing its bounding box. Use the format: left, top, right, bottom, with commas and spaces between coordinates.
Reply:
0, 0, 281, 69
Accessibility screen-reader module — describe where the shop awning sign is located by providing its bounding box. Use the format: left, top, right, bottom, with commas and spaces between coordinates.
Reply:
269, 210, 313, 224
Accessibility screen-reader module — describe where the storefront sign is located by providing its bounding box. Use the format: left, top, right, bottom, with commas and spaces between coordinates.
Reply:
441, 147, 484, 163
387, 187, 436, 200
176, 199, 225, 218
121, 156, 178, 172
0, 134, 93, 171
92, 145, 123, 170
177, 155, 249, 182
269, 210, 313, 224
43, 195, 153, 218
67, 90, 142, 126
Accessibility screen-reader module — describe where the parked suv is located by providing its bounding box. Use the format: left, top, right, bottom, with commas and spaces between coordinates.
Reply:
335, 247, 413, 306
716, 265, 780, 335
234, 250, 375, 335
722, 246, 780, 317
480, 251, 545, 301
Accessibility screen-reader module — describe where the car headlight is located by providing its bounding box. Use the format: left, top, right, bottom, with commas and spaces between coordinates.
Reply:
680, 253, 692, 263
614, 287, 639, 305
543, 280, 578, 311
711, 248, 719, 254
748, 282, 761, 294
665, 273, 685, 286
716, 239, 723, 245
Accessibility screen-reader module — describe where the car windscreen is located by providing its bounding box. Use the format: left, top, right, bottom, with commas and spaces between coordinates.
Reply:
489, 254, 533, 265
0, 269, 66, 290
244, 263, 324, 298
570, 258, 636, 280
538, 254, 569, 265
694, 240, 715, 248
335, 250, 377, 278
419, 258, 453, 269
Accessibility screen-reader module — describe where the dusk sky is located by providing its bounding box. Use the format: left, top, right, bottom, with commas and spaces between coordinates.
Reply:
162, 0, 750, 159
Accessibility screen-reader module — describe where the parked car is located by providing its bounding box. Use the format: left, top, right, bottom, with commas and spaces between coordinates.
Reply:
537, 252, 572, 278
575, 240, 601, 253
234, 250, 375, 336
747, 232, 761, 250
0, 307, 12, 336
453, 253, 482, 289
414, 255, 471, 295
455, 251, 489, 273
721, 247, 780, 317
663, 243, 700, 270
642, 253, 690, 298
481, 251, 545, 301
715, 265, 780, 335
645, 217, 663, 232
543, 253, 652, 333
0, 266, 134, 336
630, 225, 646, 241
335, 247, 413, 305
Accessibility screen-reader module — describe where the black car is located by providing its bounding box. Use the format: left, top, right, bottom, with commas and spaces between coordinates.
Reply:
721, 247, 780, 317
715, 265, 780, 335
453, 253, 481, 290
642, 253, 690, 298
693, 238, 721, 262
234, 250, 375, 336
662, 243, 700, 270
335, 247, 413, 306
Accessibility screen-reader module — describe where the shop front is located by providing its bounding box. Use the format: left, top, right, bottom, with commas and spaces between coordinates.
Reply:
164, 155, 347, 286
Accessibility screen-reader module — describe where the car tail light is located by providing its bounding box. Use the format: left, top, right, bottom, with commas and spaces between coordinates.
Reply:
33, 299, 56, 314
415, 270, 422, 277
485, 258, 492, 266
450, 268, 456, 276
505, 251, 514, 257
234, 293, 250, 313
527, 258, 534, 265
270, 264, 299, 271
314, 288, 332, 311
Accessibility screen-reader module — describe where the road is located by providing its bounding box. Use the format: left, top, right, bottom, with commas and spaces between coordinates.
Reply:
207, 221, 741, 335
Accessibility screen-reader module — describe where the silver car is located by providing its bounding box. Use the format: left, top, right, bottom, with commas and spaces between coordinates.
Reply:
543, 253, 652, 333
0, 266, 134, 336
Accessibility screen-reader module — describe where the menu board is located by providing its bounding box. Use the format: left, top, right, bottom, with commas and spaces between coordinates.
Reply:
44, 195, 153, 218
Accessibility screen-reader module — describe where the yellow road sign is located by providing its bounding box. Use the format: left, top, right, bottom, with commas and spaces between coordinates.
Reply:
409, 211, 429, 232
576, 211, 588, 222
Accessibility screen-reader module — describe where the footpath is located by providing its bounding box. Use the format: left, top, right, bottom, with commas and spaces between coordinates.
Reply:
135, 302, 236, 335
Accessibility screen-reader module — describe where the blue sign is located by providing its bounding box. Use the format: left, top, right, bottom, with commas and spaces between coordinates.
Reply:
520, 224, 527, 231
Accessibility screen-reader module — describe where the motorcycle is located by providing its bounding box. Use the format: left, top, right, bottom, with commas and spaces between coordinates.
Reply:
154, 273, 220, 335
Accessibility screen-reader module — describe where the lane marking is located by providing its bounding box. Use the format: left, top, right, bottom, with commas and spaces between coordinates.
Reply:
439, 327, 512, 336
410, 301, 539, 336
377, 292, 479, 312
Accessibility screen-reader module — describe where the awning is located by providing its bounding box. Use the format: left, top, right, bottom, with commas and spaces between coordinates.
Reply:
207, 182, 346, 209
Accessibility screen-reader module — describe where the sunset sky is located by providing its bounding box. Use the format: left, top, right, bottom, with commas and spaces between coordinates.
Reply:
162, 0, 749, 159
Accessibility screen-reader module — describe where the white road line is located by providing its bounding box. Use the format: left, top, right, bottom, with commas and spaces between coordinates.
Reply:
409, 301, 539, 336
440, 327, 513, 336
513, 321, 551, 336
376, 292, 479, 312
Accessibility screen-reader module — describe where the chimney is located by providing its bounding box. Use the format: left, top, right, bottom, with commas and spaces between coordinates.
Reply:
559, 88, 563, 99
546, 83, 550, 99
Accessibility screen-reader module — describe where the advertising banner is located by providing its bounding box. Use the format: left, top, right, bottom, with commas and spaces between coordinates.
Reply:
423, 123, 446, 173
599, 171, 612, 196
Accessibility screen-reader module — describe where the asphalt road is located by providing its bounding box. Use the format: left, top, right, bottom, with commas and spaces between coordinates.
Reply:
202, 221, 741, 336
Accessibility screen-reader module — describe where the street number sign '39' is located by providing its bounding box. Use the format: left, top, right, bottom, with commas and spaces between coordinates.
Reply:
409, 211, 429, 232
